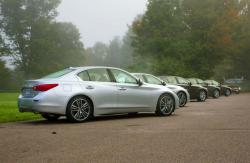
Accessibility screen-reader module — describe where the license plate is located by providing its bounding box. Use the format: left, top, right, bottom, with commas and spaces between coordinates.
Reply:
22, 88, 36, 98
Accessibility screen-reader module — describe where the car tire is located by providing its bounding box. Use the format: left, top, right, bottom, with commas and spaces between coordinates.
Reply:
41, 113, 60, 121
177, 91, 187, 107
156, 93, 175, 116
213, 89, 220, 99
66, 96, 93, 123
225, 89, 231, 96
197, 90, 207, 102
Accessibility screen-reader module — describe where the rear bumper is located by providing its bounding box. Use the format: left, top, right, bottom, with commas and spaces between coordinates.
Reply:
18, 95, 66, 115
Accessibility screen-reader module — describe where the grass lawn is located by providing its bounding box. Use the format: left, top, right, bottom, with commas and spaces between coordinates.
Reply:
0, 93, 41, 123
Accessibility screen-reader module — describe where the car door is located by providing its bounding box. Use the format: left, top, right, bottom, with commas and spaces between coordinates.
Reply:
176, 77, 195, 94
77, 68, 118, 115
109, 69, 152, 112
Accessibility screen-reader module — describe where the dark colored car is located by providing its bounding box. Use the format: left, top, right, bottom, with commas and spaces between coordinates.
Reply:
159, 76, 208, 102
224, 78, 241, 94
204, 80, 232, 96
188, 78, 221, 99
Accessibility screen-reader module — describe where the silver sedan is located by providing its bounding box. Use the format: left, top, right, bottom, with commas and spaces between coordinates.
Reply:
132, 73, 190, 107
18, 67, 179, 122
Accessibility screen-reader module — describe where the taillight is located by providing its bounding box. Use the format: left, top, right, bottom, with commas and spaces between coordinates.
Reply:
33, 84, 58, 92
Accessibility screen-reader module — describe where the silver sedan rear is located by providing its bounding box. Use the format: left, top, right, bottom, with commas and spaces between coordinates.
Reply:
18, 67, 179, 122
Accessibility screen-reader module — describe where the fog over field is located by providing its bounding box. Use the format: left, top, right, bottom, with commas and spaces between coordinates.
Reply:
57, 0, 147, 47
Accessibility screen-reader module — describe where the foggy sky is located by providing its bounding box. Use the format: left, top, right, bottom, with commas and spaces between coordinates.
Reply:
57, 0, 148, 48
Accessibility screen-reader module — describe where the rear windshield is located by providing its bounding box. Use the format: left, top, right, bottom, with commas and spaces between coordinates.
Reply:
42, 69, 75, 79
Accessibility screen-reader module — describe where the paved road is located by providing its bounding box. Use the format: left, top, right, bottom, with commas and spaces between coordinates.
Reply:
0, 94, 250, 163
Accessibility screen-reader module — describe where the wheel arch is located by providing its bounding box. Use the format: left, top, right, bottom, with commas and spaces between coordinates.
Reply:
158, 92, 177, 111
65, 94, 94, 114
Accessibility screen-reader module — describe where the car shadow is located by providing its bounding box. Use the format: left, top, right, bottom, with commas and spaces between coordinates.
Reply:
20, 113, 178, 126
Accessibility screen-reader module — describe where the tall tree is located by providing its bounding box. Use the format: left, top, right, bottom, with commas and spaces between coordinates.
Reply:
0, 0, 85, 78
0, 59, 11, 91
132, 0, 191, 76
106, 37, 122, 67
85, 42, 108, 66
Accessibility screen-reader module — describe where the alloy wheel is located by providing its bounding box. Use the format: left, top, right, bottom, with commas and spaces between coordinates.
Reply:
177, 92, 187, 107
199, 90, 206, 101
160, 94, 174, 115
70, 98, 91, 121
225, 89, 231, 96
213, 89, 220, 98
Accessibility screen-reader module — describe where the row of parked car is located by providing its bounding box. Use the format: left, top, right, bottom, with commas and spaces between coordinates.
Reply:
18, 66, 240, 122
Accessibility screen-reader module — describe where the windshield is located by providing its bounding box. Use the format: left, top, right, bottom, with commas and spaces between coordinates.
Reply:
42, 69, 75, 79
163, 76, 177, 84
212, 80, 220, 85
188, 78, 197, 84
177, 77, 189, 84
197, 79, 204, 84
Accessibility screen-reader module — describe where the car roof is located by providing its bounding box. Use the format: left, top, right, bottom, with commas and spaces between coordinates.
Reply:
68, 66, 130, 72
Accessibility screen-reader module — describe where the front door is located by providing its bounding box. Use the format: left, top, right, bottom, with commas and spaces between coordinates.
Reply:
109, 69, 151, 112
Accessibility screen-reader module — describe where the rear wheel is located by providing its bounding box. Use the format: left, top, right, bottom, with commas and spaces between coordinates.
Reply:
177, 91, 187, 107
213, 89, 220, 98
156, 93, 175, 116
41, 113, 60, 121
66, 96, 93, 122
197, 90, 207, 102
225, 89, 231, 96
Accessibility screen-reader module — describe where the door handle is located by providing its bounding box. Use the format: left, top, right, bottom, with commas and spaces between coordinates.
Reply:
118, 87, 127, 91
86, 85, 94, 90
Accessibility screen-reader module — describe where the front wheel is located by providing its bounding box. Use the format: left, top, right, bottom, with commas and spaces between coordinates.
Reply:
177, 91, 187, 107
225, 89, 231, 96
41, 113, 60, 121
66, 96, 93, 122
156, 94, 175, 116
213, 89, 220, 98
197, 90, 207, 102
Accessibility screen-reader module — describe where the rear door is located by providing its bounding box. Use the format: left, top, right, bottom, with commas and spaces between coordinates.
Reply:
77, 68, 118, 114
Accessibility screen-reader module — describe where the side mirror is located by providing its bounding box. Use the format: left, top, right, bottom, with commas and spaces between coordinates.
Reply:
162, 81, 167, 86
137, 79, 143, 86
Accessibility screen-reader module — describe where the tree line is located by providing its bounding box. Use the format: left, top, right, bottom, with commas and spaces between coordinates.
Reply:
132, 0, 250, 80
1, 0, 250, 91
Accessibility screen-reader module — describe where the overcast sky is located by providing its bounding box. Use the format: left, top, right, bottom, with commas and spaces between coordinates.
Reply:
57, 0, 148, 48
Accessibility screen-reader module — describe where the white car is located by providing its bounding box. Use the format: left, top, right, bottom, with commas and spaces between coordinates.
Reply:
132, 73, 190, 107
18, 67, 179, 122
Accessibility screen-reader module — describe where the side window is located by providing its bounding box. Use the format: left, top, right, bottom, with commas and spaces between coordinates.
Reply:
78, 71, 90, 81
145, 75, 162, 85
87, 68, 111, 82
134, 74, 146, 82
111, 69, 137, 84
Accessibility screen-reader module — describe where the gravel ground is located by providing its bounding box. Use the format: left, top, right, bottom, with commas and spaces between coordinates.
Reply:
0, 93, 250, 163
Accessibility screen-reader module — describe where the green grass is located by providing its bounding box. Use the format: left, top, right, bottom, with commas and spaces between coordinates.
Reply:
0, 93, 41, 123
